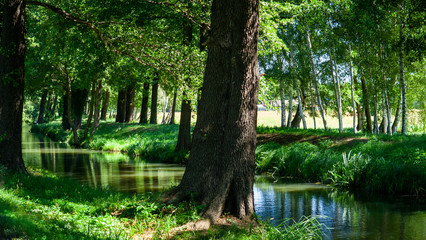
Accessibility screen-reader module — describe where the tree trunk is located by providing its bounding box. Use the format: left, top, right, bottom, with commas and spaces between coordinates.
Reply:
309, 78, 316, 129
90, 80, 102, 139
392, 93, 402, 134
307, 30, 328, 131
287, 86, 293, 127
84, 79, 97, 140
71, 87, 88, 129
279, 77, 286, 128
295, 85, 306, 129
328, 44, 343, 133
37, 90, 48, 124
349, 44, 357, 133
291, 104, 302, 128
116, 89, 127, 123
49, 93, 58, 120
175, 97, 191, 152
125, 85, 135, 123
360, 74, 372, 133
400, 22, 407, 134
162, 0, 259, 225
62, 92, 70, 130
170, 90, 177, 125
150, 79, 158, 124
0, 0, 27, 173
140, 82, 150, 124
161, 92, 169, 124
100, 90, 110, 120
356, 103, 364, 131
64, 67, 80, 146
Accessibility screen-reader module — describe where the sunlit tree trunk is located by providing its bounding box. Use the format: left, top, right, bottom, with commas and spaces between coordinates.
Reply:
307, 30, 328, 131
328, 45, 343, 133
279, 75, 286, 128
349, 44, 357, 133
287, 85, 293, 127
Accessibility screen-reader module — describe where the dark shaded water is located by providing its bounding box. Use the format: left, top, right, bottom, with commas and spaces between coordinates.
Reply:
22, 130, 426, 239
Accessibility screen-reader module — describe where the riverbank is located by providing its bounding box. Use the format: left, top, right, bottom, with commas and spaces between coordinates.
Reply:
31, 122, 426, 197
0, 167, 323, 239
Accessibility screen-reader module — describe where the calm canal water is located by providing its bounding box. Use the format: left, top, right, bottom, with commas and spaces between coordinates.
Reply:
22, 129, 426, 239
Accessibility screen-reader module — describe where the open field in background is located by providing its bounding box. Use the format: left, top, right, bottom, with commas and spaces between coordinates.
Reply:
256, 110, 425, 132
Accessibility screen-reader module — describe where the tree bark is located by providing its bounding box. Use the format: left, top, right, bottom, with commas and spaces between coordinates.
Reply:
150, 79, 158, 124
0, 0, 27, 173
125, 84, 135, 123
37, 89, 48, 124
175, 97, 191, 152
100, 90, 110, 120
116, 89, 127, 123
307, 30, 328, 131
139, 82, 150, 124
49, 93, 58, 120
162, 0, 259, 225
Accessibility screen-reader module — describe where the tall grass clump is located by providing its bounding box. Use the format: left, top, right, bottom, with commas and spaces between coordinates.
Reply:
327, 152, 369, 189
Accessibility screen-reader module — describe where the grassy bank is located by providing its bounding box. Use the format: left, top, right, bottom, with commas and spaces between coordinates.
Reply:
31, 122, 426, 197
256, 127, 426, 197
0, 167, 323, 239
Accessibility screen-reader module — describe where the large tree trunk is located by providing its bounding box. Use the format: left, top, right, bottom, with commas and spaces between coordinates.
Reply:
0, 0, 27, 173
37, 90, 48, 124
116, 89, 127, 123
150, 79, 159, 124
139, 82, 150, 124
125, 85, 135, 123
100, 90, 110, 120
175, 97, 191, 152
62, 93, 70, 130
307, 30, 328, 131
162, 0, 259, 226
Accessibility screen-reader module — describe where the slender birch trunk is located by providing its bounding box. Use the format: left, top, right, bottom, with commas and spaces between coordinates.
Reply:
307, 30, 328, 130
328, 46, 343, 133
280, 78, 287, 128
287, 85, 293, 127
349, 44, 357, 133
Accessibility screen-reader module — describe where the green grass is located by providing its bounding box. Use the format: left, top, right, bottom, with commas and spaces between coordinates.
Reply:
255, 131, 426, 196
0, 167, 323, 239
31, 121, 188, 163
